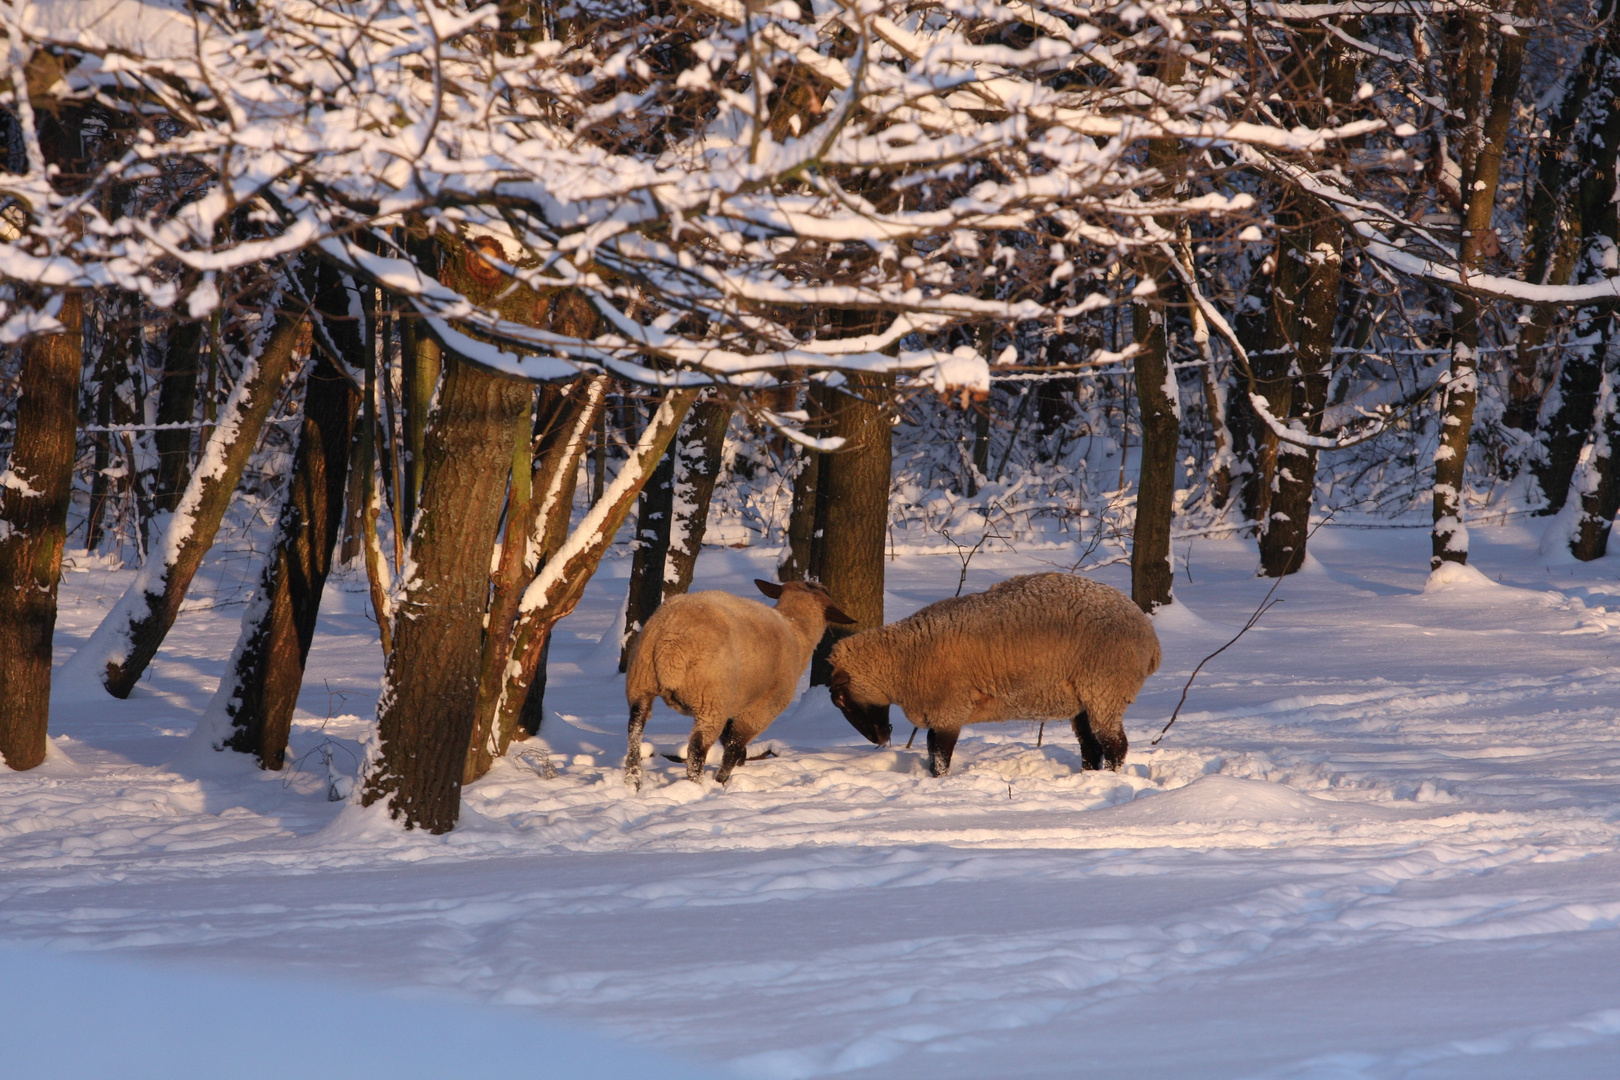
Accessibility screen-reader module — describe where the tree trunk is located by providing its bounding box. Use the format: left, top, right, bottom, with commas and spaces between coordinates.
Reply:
1529, 10, 1620, 515
617, 392, 734, 668
780, 385, 830, 583
461, 384, 538, 784
481, 377, 609, 760
810, 374, 892, 684
1127, 37, 1186, 611
1432, 1, 1531, 569
361, 352, 534, 833
619, 424, 678, 671
1511, 0, 1617, 433
662, 393, 734, 596
216, 269, 361, 768
0, 293, 84, 771
1570, 359, 1620, 560
63, 271, 312, 698
1131, 273, 1179, 611
470, 387, 696, 796
1259, 211, 1341, 577
152, 321, 203, 514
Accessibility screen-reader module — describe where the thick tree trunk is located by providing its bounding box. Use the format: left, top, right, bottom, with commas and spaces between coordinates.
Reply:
63, 272, 312, 698
361, 353, 533, 832
810, 374, 892, 684
1432, 1, 1531, 569
461, 384, 538, 784
1131, 278, 1179, 611
152, 321, 203, 514
1259, 212, 1341, 577
0, 293, 84, 771
216, 269, 361, 768
1128, 38, 1186, 611
780, 384, 830, 583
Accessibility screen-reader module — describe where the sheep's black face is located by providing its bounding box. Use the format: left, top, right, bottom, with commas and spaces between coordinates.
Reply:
829, 672, 891, 746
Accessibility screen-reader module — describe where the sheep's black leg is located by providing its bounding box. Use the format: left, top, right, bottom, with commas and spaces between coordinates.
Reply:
1072, 710, 1103, 771
715, 721, 748, 784
685, 727, 712, 783
625, 698, 652, 791
926, 727, 959, 778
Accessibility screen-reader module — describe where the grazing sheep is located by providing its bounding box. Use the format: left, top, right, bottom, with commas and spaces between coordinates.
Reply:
826, 572, 1160, 777
624, 579, 854, 789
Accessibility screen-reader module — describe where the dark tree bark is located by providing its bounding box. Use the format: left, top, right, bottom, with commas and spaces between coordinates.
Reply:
620, 424, 678, 671
1511, 0, 1617, 433
218, 267, 361, 769
0, 293, 84, 771
1131, 275, 1179, 612
1259, 211, 1341, 577
1530, 10, 1620, 516
780, 385, 830, 584
85, 295, 135, 553
361, 352, 533, 832
152, 321, 204, 514
1129, 79, 1184, 612
65, 270, 313, 698
462, 384, 540, 784
810, 374, 893, 684
1432, 0, 1532, 569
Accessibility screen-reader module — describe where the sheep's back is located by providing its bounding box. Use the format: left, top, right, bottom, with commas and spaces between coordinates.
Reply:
625, 591, 801, 713
885, 573, 1159, 719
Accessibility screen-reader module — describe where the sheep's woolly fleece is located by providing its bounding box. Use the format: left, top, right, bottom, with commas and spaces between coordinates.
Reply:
6, 526, 1620, 1079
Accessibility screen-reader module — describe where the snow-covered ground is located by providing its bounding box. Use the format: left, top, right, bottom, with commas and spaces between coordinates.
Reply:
6, 524, 1620, 1079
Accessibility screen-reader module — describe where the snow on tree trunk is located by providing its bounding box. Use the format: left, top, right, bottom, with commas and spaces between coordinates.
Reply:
1432, 1, 1532, 570
1260, 212, 1341, 578
483, 377, 610, 760
617, 391, 733, 670
1529, 15, 1620, 514
454, 387, 696, 806
662, 394, 735, 597
211, 268, 361, 769
1569, 356, 1620, 561
0, 292, 84, 770
61, 271, 310, 699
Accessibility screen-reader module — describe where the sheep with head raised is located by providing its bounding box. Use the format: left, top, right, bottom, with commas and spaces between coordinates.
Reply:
826, 572, 1160, 776
623, 579, 854, 789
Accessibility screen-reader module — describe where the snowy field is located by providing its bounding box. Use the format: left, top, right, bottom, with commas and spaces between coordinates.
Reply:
5, 524, 1620, 1079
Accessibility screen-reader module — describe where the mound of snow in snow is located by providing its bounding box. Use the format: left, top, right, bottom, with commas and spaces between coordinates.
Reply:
1422, 560, 1499, 593
1102, 775, 1387, 826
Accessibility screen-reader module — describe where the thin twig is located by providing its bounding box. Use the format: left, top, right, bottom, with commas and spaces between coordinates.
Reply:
1151, 512, 1336, 746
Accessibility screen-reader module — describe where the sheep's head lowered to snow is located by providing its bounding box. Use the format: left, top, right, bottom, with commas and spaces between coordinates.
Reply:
826, 665, 893, 747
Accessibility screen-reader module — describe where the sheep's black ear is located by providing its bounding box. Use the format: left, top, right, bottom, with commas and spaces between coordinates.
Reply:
823, 604, 857, 625
754, 579, 784, 599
